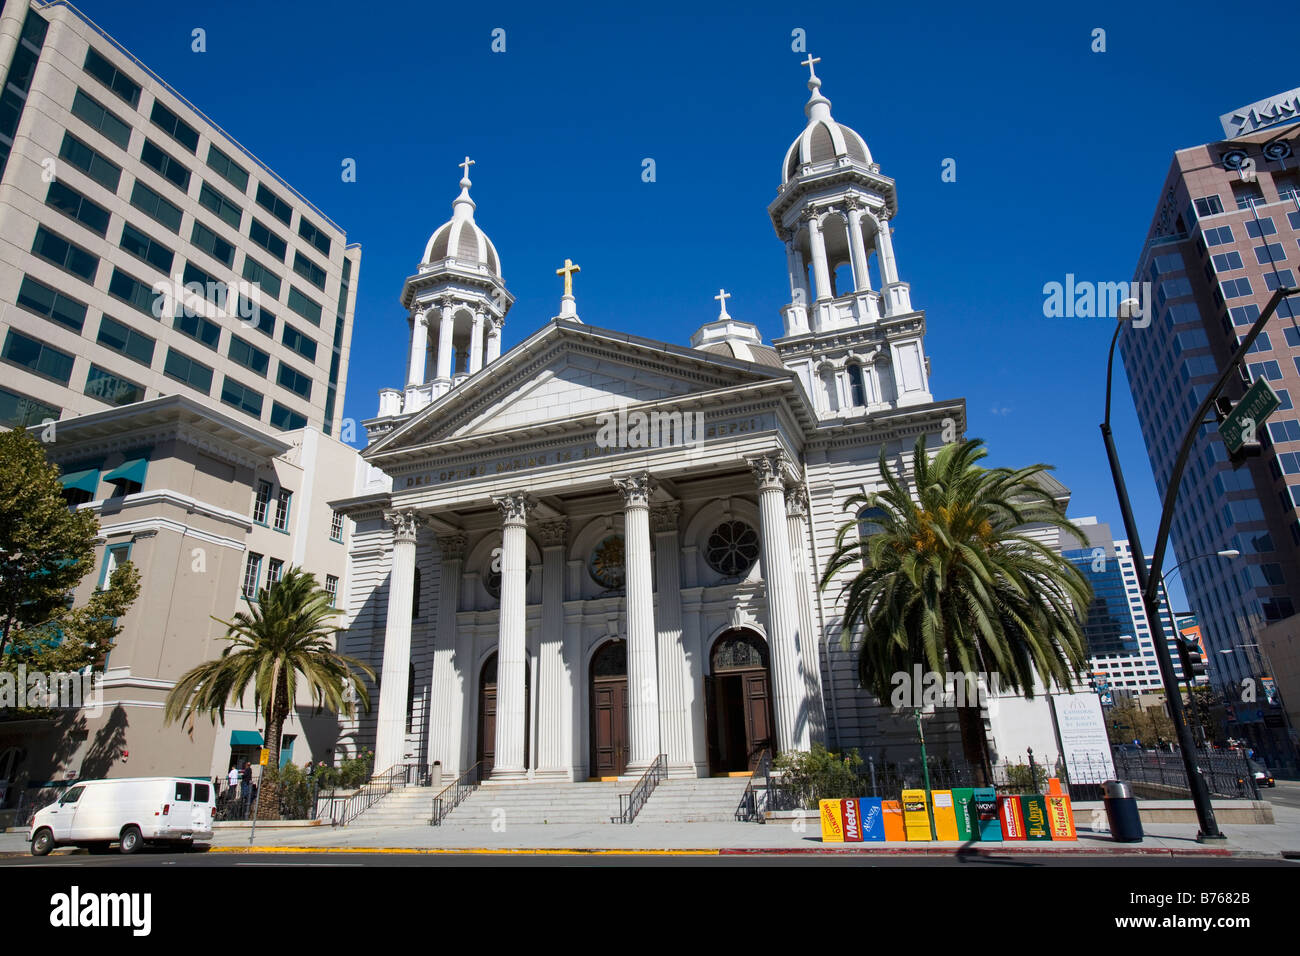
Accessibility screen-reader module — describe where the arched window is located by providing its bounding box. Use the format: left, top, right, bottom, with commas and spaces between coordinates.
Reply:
848, 364, 866, 407
857, 506, 888, 542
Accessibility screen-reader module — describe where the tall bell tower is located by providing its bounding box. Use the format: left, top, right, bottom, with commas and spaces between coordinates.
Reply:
769, 58, 933, 419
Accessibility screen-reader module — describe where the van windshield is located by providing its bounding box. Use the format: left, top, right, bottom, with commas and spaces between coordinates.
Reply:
59, 786, 85, 805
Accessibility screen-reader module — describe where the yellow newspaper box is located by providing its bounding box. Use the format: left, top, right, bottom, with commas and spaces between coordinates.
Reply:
930, 789, 960, 841
819, 799, 845, 843
901, 789, 932, 841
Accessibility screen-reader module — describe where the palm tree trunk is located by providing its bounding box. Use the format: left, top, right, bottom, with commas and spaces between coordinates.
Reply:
946, 636, 994, 788
255, 665, 287, 820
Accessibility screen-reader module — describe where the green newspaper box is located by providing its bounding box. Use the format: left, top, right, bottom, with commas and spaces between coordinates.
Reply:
951, 787, 975, 841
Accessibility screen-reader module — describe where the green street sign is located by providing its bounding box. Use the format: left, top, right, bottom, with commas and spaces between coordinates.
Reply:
1221, 377, 1280, 455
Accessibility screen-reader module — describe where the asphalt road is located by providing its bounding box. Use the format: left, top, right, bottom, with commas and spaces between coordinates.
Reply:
1261, 780, 1300, 810
1, 850, 1295, 867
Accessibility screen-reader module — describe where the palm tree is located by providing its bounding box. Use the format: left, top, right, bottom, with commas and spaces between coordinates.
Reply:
819, 436, 1092, 785
164, 567, 375, 817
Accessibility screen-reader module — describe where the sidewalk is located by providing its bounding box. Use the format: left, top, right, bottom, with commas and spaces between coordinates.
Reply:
5, 803, 1298, 858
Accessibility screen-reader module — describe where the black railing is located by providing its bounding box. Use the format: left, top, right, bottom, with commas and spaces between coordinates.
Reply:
612, 754, 667, 824
736, 749, 772, 823
329, 762, 422, 827
430, 762, 481, 826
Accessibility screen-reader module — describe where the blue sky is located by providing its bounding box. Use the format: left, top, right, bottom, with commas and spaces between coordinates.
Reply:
73, 0, 1299, 601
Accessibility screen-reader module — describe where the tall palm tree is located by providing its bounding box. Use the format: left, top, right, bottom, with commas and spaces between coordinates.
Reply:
819, 436, 1092, 785
164, 567, 374, 817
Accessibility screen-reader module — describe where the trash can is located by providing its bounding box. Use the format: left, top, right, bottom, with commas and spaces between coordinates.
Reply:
430, 761, 442, 792
1102, 780, 1143, 842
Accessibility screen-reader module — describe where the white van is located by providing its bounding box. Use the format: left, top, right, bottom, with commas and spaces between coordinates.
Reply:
29, 777, 215, 855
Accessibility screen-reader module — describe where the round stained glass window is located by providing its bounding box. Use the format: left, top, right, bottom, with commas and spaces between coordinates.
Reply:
705, 521, 760, 577
589, 535, 626, 590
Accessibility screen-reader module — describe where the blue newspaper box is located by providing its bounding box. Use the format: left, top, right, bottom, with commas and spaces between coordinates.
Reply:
858, 797, 885, 841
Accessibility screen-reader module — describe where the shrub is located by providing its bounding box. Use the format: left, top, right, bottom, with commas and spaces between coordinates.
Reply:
774, 743, 863, 807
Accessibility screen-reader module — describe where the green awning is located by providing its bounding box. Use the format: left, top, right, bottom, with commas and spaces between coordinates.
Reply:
59, 469, 100, 494
103, 458, 147, 486
230, 730, 263, 746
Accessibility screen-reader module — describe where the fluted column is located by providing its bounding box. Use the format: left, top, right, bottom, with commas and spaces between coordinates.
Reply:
784, 484, 825, 744
874, 216, 899, 285
375, 510, 419, 773
469, 311, 485, 374
749, 454, 811, 754
846, 205, 872, 293
427, 532, 466, 775
435, 302, 455, 380
615, 472, 660, 773
406, 309, 428, 386
486, 320, 502, 363
806, 213, 832, 302
491, 491, 534, 779
536, 518, 571, 779
652, 502, 693, 773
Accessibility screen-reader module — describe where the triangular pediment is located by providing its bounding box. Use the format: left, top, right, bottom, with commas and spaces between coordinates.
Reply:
368, 320, 794, 455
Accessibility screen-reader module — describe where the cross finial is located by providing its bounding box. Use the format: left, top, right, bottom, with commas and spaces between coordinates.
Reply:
801, 54, 821, 80
714, 288, 732, 318
556, 258, 581, 298
458, 155, 475, 180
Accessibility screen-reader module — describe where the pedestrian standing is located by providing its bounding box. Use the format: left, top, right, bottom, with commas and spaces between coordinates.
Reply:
227, 764, 239, 797
240, 761, 252, 803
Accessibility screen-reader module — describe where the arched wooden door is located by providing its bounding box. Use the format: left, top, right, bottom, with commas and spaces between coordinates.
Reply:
705, 630, 773, 774
476, 652, 529, 775
589, 640, 628, 778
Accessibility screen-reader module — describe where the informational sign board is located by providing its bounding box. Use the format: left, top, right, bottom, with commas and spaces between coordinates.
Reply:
1021, 795, 1052, 841
998, 795, 1026, 841
819, 799, 844, 843
859, 797, 885, 842
1221, 377, 1280, 455
1047, 795, 1077, 840
931, 790, 960, 841
901, 789, 931, 841
1220, 88, 1300, 138
882, 800, 905, 841
973, 788, 1001, 841
951, 787, 974, 841
1050, 692, 1116, 783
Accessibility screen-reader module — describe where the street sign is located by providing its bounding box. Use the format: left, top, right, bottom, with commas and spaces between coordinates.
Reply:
259, 748, 269, 766
1221, 377, 1280, 455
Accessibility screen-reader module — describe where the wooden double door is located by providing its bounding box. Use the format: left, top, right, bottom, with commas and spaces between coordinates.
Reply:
589, 639, 628, 777
476, 653, 528, 775
706, 630, 774, 774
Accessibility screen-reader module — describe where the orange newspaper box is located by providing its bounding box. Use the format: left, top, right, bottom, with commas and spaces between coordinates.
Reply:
882, 800, 905, 841
998, 795, 1027, 841
819, 799, 845, 843
1047, 794, 1078, 840
931, 790, 961, 841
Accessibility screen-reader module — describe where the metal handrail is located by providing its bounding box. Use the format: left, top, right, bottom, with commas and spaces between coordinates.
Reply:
430, 762, 481, 826
329, 762, 417, 828
736, 749, 773, 823
612, 754, 667, 824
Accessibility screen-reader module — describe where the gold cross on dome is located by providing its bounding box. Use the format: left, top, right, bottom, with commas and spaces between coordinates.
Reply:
458, 156, 475, 179
801, 54, 821, 79
556, 258, 581, 297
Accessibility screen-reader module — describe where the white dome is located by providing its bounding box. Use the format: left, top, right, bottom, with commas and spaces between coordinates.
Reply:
781, 74, 872, 184
421, 174, 502, 277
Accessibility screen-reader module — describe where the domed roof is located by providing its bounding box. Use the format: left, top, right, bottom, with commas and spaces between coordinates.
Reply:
781, 69, 872, 184
421, 167, 502, 277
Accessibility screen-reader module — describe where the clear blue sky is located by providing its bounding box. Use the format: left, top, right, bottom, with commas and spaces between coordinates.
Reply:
73, 0, 1299, 602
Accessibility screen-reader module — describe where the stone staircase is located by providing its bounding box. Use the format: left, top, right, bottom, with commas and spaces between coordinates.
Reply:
633, 776, 755, 823
346, 786, 436, 826
442, 780, 626, 826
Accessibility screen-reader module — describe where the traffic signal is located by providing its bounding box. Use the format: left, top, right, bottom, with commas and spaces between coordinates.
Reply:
1177, 636, 1207, 682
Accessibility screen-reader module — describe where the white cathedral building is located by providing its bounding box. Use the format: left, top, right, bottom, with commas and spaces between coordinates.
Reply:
334, 61, 971, 784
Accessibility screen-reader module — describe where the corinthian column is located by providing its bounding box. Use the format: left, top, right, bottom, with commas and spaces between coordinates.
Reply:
748, 454, 811, 754
652, 502, 693, 774
614, 472, 660, 773
407, 309, 428, 386
375, 509, 419, 773
845, 203, 872, 293
435, 302, 455, 380
784, 483, 825, 744
874, 215, 899, 285
536, 517, 571, 779
491, 491, 535, 779
806, 212, 832, 302
427, 532, 466, 776
469, 311, 485, 374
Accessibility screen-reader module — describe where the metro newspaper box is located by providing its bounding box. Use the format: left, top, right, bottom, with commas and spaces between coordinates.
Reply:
951, 787, 975, 841
901, 789, 932, 841
930, 790, 960, 841
973, 787, 1001, 841
882, 800, 905, 841
998, 795, 1027, 841
858, 797, 886, 841
1046, 794, 1077, 840
1021, 794, 1052, 841
840, 798, 865, 842
819, 799, 844, 843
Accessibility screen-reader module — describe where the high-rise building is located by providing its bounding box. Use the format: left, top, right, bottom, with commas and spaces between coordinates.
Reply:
0, 0, 359, 437
1060, 517, 1193, 696
1123, 106, 1300, 701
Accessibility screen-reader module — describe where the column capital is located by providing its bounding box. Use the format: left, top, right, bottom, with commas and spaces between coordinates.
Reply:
650, 501, 681, 534
437, 531, 468, 562
538, 517, 570, 548
492, 491, 536, 526
613, 472, 656, 509
384, 509, 420, 542
784, 483, 810, 520
747, 452, 791, 492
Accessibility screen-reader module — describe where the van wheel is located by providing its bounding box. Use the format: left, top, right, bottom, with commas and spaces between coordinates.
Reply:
119, 826, 142, 855
30, 829, 54, 856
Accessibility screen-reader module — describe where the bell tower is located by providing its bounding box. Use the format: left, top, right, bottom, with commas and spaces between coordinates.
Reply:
768, 58, 933, 418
